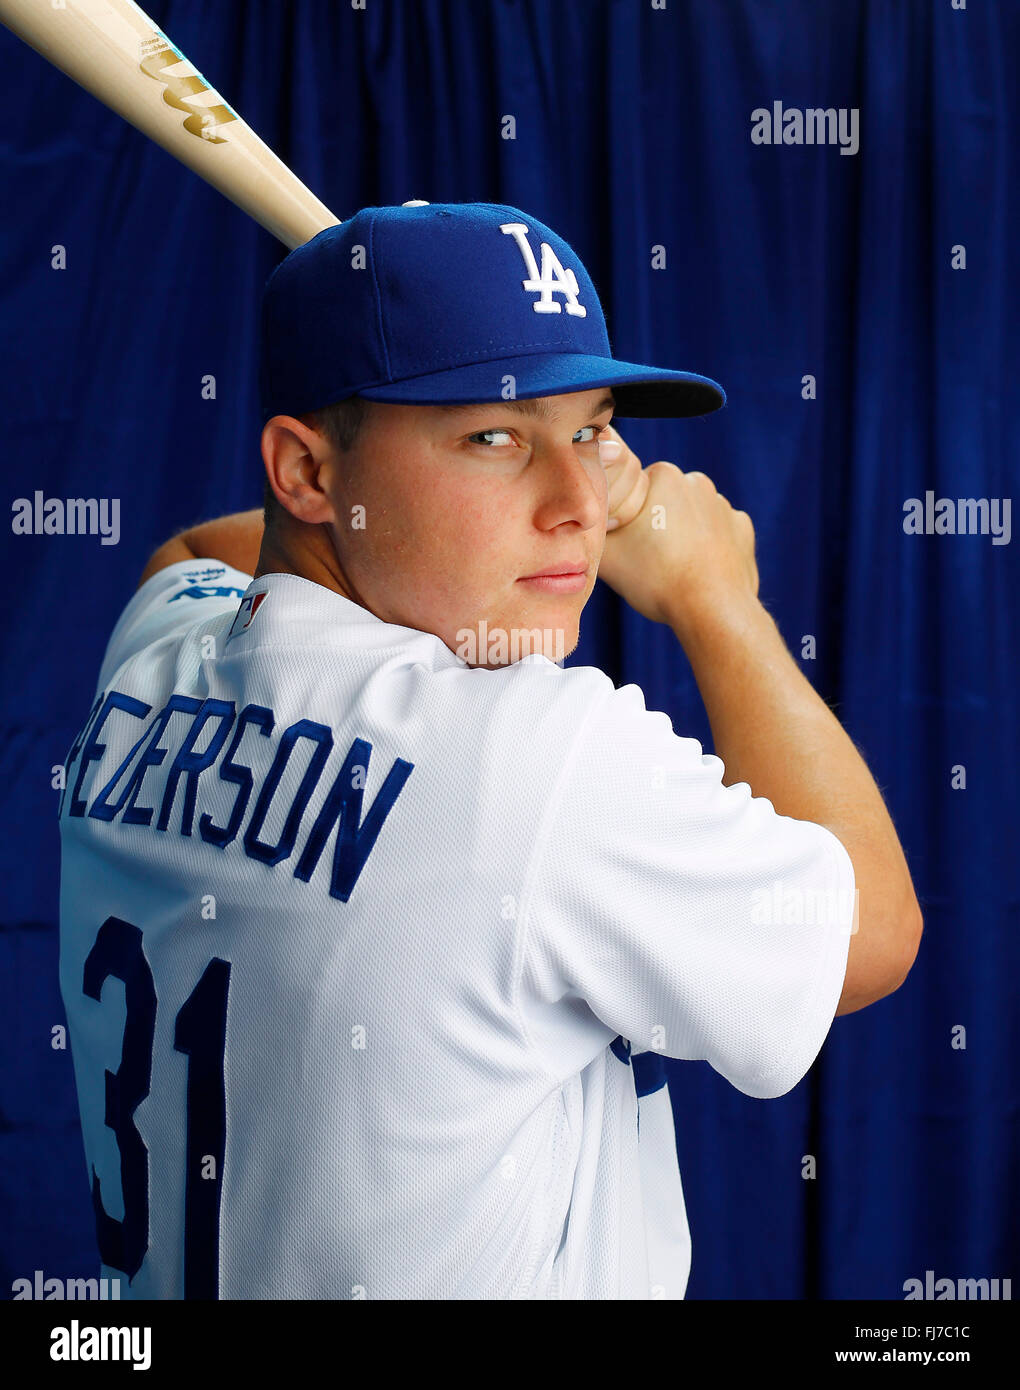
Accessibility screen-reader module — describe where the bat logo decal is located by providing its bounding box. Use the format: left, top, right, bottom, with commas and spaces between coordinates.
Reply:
139, 37, 237, 143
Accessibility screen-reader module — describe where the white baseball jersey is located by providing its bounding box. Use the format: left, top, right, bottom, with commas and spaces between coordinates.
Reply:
58, 560, 855, 1299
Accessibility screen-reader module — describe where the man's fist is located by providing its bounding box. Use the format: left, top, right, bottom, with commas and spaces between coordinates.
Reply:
599, 424, 650, 531
597, 425, 759, 633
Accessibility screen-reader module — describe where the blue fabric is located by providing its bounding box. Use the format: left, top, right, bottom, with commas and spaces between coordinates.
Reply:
1, 0, 1016, 1300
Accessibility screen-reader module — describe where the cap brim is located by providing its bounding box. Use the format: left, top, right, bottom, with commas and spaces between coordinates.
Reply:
354, 352, 725, 419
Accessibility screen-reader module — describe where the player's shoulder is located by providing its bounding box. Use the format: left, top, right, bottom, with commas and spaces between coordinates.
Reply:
487, 653, 616, 713
97, 558, 253, 692
487, 657, 719, 802
503, 657, 672, 735
474, 655, 670, 761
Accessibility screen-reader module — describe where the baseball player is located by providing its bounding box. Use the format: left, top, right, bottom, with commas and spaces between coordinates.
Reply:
57, 201, 922, 1299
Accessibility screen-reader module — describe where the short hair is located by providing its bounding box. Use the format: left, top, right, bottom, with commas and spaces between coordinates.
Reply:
262, 394, 371, 526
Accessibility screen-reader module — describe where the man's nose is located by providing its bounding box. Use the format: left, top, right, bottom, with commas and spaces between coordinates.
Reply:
533, 444, 606, 527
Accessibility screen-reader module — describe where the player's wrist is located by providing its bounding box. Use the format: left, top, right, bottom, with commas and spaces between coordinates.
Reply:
667, 589, 775, 657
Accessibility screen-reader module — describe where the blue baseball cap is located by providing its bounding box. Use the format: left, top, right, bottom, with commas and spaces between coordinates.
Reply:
259, 200, 726, 422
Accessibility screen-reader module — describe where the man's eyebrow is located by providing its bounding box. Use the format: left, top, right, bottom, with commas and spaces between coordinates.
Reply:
434, 393, 616, 420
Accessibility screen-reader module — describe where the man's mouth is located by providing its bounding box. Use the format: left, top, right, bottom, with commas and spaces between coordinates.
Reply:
517, 564, 589, 594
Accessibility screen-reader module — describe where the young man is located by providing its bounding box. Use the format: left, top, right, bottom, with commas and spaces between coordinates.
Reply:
58, 202, 921, 1299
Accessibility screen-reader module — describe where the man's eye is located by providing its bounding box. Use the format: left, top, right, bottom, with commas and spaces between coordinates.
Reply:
467, 424, 607, 448
468, 429, 516, 447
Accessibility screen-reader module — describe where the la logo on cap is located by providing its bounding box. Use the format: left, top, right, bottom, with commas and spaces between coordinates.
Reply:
500, 222, 587, 317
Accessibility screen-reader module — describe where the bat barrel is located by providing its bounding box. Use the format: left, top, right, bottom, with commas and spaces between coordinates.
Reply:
0, 0, 340, 248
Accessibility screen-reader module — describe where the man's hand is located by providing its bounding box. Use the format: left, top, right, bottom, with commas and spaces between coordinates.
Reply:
597, 425, 759, 637
600, 424, 650, 531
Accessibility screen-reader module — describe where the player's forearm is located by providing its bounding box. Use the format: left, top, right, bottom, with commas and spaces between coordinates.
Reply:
179, 508, 264, 577
673, 596, 922, 1000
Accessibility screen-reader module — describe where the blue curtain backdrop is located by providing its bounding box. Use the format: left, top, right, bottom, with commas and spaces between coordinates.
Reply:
1, 0, 1016, 1300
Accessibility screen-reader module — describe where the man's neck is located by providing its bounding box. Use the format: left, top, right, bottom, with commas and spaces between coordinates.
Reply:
254, 525, 355, 604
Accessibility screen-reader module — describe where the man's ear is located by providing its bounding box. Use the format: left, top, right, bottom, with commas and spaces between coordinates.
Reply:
260, 415, 337, 526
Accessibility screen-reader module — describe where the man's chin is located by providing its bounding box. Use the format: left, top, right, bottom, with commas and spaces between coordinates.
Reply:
448, 616, 579, 668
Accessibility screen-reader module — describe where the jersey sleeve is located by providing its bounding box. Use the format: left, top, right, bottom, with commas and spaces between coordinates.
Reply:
518, 679, 856, 1099
96, 558, 253, 692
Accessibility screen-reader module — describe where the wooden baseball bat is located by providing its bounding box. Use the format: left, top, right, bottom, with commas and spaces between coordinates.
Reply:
0, 0, 340, 248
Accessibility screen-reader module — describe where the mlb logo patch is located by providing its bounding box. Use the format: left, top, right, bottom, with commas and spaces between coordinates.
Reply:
227, 590, 268, 642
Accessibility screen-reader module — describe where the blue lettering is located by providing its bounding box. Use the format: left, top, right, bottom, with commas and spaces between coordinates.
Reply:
198, 704, 274, 849
244, 719, 333, 866
68, 688, 415, 906
295, 738, 414, 901
60, 691, 105, 818
121, 695, 203, 826
158, 699, 236, 835
167, 585, 247, 602
73, 692, 152, 819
